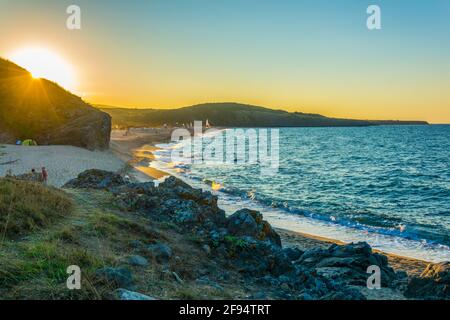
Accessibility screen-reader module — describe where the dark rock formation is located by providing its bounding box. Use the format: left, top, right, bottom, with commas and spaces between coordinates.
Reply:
405, 262, 450, 300
0, 58, 111, 150
227, 209, 282, 246
294, 242, 398, 288
66, 170, 413, 300
64, 169, 127, 190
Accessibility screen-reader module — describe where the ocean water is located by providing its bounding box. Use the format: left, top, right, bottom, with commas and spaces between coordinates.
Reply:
151, 125, 450, 262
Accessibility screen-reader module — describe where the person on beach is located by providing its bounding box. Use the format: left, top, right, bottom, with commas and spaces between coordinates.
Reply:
41, 167, 48, 184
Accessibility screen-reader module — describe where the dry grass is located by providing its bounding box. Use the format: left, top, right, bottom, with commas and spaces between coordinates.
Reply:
0, 178, 73, 239
0, 186, 246, 300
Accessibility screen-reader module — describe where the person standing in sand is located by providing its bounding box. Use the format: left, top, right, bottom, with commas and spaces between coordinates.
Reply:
41, 167, 48, 184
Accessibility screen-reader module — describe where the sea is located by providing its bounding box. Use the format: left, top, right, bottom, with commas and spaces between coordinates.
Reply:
150, 125, 450, 262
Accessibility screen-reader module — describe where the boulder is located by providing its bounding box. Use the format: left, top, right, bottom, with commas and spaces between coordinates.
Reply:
95, 267, 134, 289
126, 255, 149, 267
115, 289, 156, 300
227, 209, 281, 246
146, 243, 173, 263
64, 169, 126, 189
295, 242, 398, 288
405, 262, 450, 299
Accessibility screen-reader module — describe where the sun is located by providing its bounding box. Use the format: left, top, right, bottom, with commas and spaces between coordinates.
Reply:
7, 47, 76, 91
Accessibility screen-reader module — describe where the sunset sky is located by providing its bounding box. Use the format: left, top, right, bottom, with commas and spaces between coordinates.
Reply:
1, 0, 449, 123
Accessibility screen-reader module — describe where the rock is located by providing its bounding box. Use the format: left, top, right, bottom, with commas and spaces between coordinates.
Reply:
127, 255, 149, 267
231, 239, 293, 276
320, 287, 367, 300
64, 169, 126, 189
196, 276, 224, 291
95, 267, 134, 288
146, 243, 173, 263
252, 292, 268, 300
227, 209, 259, 237
283, 247, 304, 261
116, 289, 156, 300
295, 242, 398, 288
298, 292, 314, 300
202, 244, 211, 255
130, 240, 144, 249
226, 209, 281, 246
405, 262, 450, 299
0, 58, 110, 150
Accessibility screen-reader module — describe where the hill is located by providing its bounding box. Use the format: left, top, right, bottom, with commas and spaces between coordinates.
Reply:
98, 102, 428, 128
0, 58, 111, 150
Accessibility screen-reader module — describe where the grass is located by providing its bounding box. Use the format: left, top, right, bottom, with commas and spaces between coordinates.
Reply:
0, 184, 248, 300
0, 178, 73, 239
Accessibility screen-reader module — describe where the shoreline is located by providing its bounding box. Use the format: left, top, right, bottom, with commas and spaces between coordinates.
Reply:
109, 129, 435, 276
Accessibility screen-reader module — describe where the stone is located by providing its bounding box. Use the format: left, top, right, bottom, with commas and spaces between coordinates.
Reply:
283, 247, 304, 261
116, 289, 156, 300
127, 255, 149, 267
405, 262, 450, 299
146, 243, 173, 263
202, 244, 211, 255
64, 169, 126, 189
226, 209, 281, 246
96, 267, 134, 288
295, 242, 398, 288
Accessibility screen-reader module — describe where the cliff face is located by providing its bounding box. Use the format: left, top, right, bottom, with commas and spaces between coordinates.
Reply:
0, 58, 111, 150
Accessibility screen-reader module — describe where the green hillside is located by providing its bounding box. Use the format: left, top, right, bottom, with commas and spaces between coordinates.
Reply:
98, 103, 428, 128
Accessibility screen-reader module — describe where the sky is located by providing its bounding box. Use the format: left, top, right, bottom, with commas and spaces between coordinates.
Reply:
1, 0, 449, 123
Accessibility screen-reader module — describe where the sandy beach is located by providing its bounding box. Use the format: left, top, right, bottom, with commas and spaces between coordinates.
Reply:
110, 129, 172, 180
0, 144, 124, 187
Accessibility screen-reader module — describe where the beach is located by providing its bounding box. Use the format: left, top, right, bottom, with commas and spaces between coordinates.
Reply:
0, 130, 435, 278
0, 144, 124, 187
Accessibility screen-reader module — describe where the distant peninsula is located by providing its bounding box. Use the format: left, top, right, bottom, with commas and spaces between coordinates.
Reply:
97, 103, 429, 128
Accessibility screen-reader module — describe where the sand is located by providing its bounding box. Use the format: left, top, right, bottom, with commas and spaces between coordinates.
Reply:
0, 144, 124, 187
110, 129, 172, 180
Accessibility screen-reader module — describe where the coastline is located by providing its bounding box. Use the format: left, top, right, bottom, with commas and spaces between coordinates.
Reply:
109, 129, 434, 276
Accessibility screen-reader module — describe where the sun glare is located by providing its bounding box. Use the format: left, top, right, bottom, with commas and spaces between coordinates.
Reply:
8, 47, 75, 91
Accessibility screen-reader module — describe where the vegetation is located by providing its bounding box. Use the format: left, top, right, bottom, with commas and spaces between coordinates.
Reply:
0, 178, 73, 239
98, 102, 429, 128
0, 58, 110, 150
0, 183, 244, 299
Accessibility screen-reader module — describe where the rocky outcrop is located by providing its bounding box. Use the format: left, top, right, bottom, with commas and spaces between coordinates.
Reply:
227, 209, 281, 246
66, 170, 416, 300
0, 58, 111, 150
64, 169, 127, 190
405, 262, 450, 299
